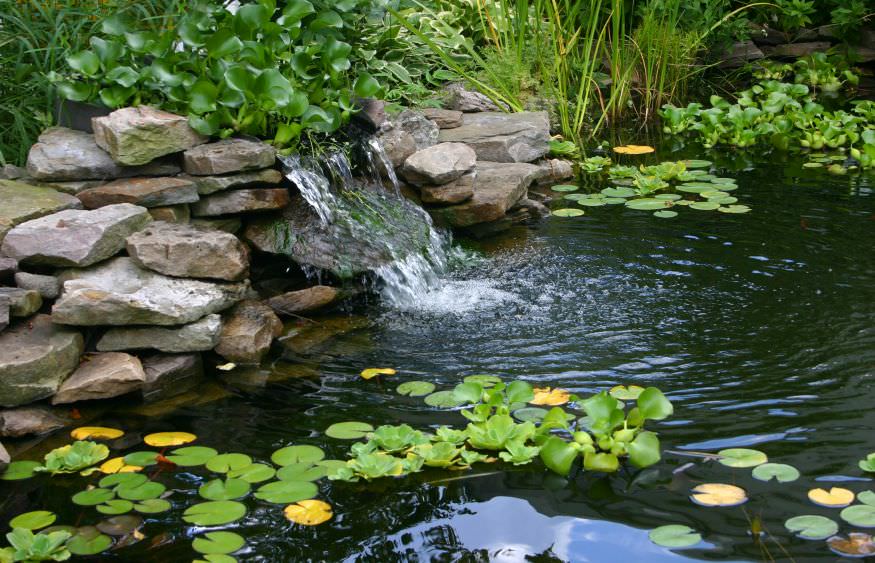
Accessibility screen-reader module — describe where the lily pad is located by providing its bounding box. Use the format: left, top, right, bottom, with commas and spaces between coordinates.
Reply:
198, 556, 237, 563
604, 197, 627, 204
601, 187, 635, 198
677, 183, 714, 193
802, 162, 823, 168
552, 208, 584, 217
227, 463, 276, 483
117, 481, 165, 501
653, 210, 678, 218
654, 194, 682, 201
144, 431, 196, 447
96, 515, 143, 536
531, 387, 570, 406
689, 201, 720, 211
254, 480, 318, 504
360, 368, 395, 380
70, 427, 124, 440
648, 524, 702, 548
828, 533, 875, 557
551, 184, 579, 192
206, 453, 252, 473
193, 531, 245, 555
96, 500, 134, 515
166, 446, 218, 467
9, 511, 56, 531
809, 487, 855, 507
396, 382, 435, 397
614, 145, 655, 155
123, 451, 159, 467
1, 460, 40, 480
424, 390, 466, 408
626, 198, 671, 211
66, 528, 112, 556
133, 499, 171, 514
99, 457, 143, 474
701, 190, 730, 199
513, 407, 548, 422
271, 445, 324, 467
784, 515, 839, 540
99, 473, 147, 489
859, 491, 875, 506
752, 463, 800, 483
316, 460, 348, 474
72, 488, 115, 506
284, 500, 333, 526
578, 199, 606, 207
717, 448, 767, 468
712, 196, 738, 205
199, 478, 251, 501
841, 504, 875, 527
183, 501, 247, 526
690, 483, 748, 507
683, 159, 712, 169
563, 194, 585, 201
277, 463, 326, 482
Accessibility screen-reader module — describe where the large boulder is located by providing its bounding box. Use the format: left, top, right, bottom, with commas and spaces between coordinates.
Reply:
1, 203, 151, 267
0, 288, 42, 317
53, 257, 248, 326
214, 300, 282, 364
428, 162, 539, 228
438, 112, 550, 163
400, 143, 476, 186
140, 353, 204, 403
183, 139, 277, 175
0, 407, 68, 437
191, 188, 290, 217
419, 171, 475, 205
26, 128, 181, 181
376, 110, 439, 168
14, 273, 61, 299
267, 286, 341, 315
0, 315, 84, 407
52, 352, 145, 404
126, 221, 249, 281
92, 106, 207, 166
0, 180, 82, 243
96, 314, 222, 353
182, 168, 283, 195
77, 177, 199, 209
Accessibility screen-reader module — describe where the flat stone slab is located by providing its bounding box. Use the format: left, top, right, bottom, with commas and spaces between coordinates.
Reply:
191, 188, 290, 216
0, 288, 42, 317
182, 168, 283, 195
438, 112, 550, 163
0, 315, 84, 407
26, 127, 181, 181
141, 353, 204, 403
428, 162, 538, 228
183, 139, 276, 175
93, 106, 207, 166
444, 83, 505, 112
267, 286, 341, 315
52, 352, 146, 404
401, 142, 476, 186
53, 257, 248, 326
420, 171, 475, 205
0, 180, 83, 244
0, 406, 68, 437
126, 221, 249, 281
97, 314, 222, 353
14, 272, 60, 299
215, 300, 282, 364
78, 177, 199, 209
422, 108, 463, 129
1, 203, 151, 267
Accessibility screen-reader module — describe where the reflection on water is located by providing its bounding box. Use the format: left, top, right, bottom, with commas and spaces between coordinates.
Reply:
2, 144, 875, 562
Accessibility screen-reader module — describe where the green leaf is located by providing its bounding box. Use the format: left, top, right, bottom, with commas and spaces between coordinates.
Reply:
105, 66, 139, 88
199, 478, 250, 501
326, 421, 374, 439
396, 382, 435, 397
311, 10, 343, 29
96, 500, 134, 515
354, 72, 381, 98
100, 473, 147, 489
183, 501, 247, 526
583, 451, 619, 472
254, 480, 318, 504
224, 65, 254, 93
89, 37, 124, 67
206, 453, 252, 473
717, 448, 768, 468
539, 436, 578, 476
637, 388, 673, 421
276, 463, 326, 482
424, 390, 466, 408
649, 524, 702, 547
56, 81, 92, 102
100, 14, 129, 36
206, 28, 243, 59
193, 531, 245, 555
752, 463, 800, 483
235, 4, 271, 33
116, 481, 165, 501
72, 488, 115, 506
272, 445, 324, 466
1, 460, 40, 481
506, 381, 534, 404
166, 446, 218, 467
98, 85, 135, 109
253, 69, 292, 109
178, 20, 205, 47
66, 528, 110, 556
190, 80, 219, 115
133, 499, 171, 514
453, 382, 483, 404
840, 504, 875, 527
9, 511, 56, 531
67, 51, 100, 76
628, 431, 661, 468
279, 0, 315, 26
149, 61, 183, 87
785, 515, 839, 540
513, 407, 548, 422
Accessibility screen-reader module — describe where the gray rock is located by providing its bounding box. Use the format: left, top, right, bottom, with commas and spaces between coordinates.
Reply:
428, 161, 539, 227
0, 406, 68, 437
26, 127, 180, 181
0, 314, 84, 407
353, 98, 387, 131
1, 203, 151, 267
215, 300, 282, 364
97, 314, 222, 353
183, 139, 277, 176
182, 168, 283, 195
718, 41, 765, 69
0, 180, 83, 245
148, 204, 190, 223
509, 197, 550, 222
422, 108, 464, 129
53, 257, 248, 326
45, 180, 105, 195
52, 352, 145, 404
763, 42, 831, 58
400, 143, 477, 186
191, 218, 242, 234
533, 159, 575, 185
77, 177, 199, 209
445, 83, 506, 112
267, 286, 341, 315
191, 188, 290, 217
14, 272, 60, 299
438, 112, 550, 163
126, 221, 249, 281
0, 441, 7, 470
140, 353, 204, 403
0, 288, 42, 317
0, 297, 8, 333
419, 171, 475, 205
377, 110, 440, 167
1, 164, 26, 180
92, 106, 207, 166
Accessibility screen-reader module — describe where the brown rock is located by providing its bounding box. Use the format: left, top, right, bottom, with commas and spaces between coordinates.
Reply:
183, 139, 276, 176
400, 142, 477, 186
191, 188, 290, 217
267, 286, 340, 315
422, 108, 464, 129
420, 171, 475, 205
141, 353, 204, 403
214, 300, 282, 364
0, 406, 68, 437
182, 168, 283, 195
92, 106, 207, 166
148, 204, 190, 223
51, 352, 146, 404
78, 177, 199, 209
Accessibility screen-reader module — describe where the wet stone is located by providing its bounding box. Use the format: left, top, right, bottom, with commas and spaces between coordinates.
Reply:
52, 352, 146, 404
215, 300, 283, 364
438, 112, 550, 163
400, 143, 477, 186
267, 286, 341, 315
190, 188, 290, 217
182, 168, 283, 195
0, 406, 68, 437
140, 353, 204, 403
77, 177, 199, 209
97, 314, 222, 353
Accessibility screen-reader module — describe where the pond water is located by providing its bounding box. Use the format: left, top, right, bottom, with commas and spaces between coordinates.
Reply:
3, 142, 875, 562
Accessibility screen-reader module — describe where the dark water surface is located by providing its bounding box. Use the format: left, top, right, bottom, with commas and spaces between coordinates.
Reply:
3, 145, 875, 562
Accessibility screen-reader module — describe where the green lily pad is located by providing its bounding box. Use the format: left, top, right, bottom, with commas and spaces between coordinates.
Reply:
325, 421, 374, 440
464, 375, 502, 387
199, 478, 250, 501
785, 515, 839, 540
254, 480, 318, 504
626, 198, 671, 211
271, 445, 324, 467
513, 407, 548, 422
99, 473, 147, 490
689, 201, 720, 211
73, 488, 115, 506
601, 187, 635, 198
9, 511, 56, 530
552, 208, 584, 217
66, 528, 113, 556
654, 194, 682, 201
551, 184, 579, 192
752, 463, 800, 483
166, 446, 218, 467
1, 461, 40, 480
96, 500, 133, 515
841, 505, 875, 527
117, 481, 165, 501
859, 491, 875, 506
183, 501, 247, 526
683, 159, 712, 169
133, 499, 172, 514
424, 390, 466, 407
563, 194, 585, 201
277, 463, 326, 482
803, 162, 823, 168
198, 555, 237, 563
677, 183, 714, 193
701, 190, 730, 199
712, 196, 738, 205
578, 199, 606, 207
717, 204, 751, 214
717, 448, 767, 468
227, 463, 276, 483
193, 531, 245, 555
653, 210, 678, 218
206, 453, 252, 473
316, 460, 348, 473
396, 381, 435, 397
123, 451, 159, 467
648, 524, 702, 548
710, 177, 735, 184
604, 197, 627, 204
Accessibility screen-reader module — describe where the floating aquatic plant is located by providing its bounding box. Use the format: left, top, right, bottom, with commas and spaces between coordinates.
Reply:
35, 441, 109, 475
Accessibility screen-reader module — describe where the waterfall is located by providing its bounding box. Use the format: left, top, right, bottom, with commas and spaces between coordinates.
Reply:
277, 139, 450, 308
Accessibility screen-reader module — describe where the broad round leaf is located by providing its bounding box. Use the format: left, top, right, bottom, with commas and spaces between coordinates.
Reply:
199, 478, 251, 501
785, 515, 839, 540
1, 460, 40, 480
116, 481, 165, 501
100, 473, 147, 489
682, 159, 712, 169
123, 451, 158, 467
96, 500, 133, 515
206, 454, 252, 473
539, 436, 578, 476
690, 201, 720, 211
193, 531, 245, 555
690, 483, 748, 507
601, 187, 635, 198
133, 499, 171, 514
752, 463, 800, 483
841, 505, 875, 527
648, 524, 702, 548
859, 491, 875, 507
550, 184, 578, 192
99, 457, 143, 474
611, 386, 644, 400
717, 448, 767, 468
326, 421, 374, 440
167, 446, 218, 467
9, 511, 56, 530
464, 375, 502, 387
809, 487, 855, 508
227, 463, 276, 483
271, 445, 324, 467
67, 529, 112, 555
396, 382, 435, 397
638, 388, 673, 420
276, 463, 326, 482
424, 390, 466, 408
284, 499, 332, 526
717, 205, 751, 214
73, 488, 115, 506
144, 432, 196, 447
828, 533, 875, 557
552, 208, 584, 217
254, 480, 318, 504
626, 199, 670, 211
71, 427, 124, 440
654, 210, 679, 218
183, 501, 247, 526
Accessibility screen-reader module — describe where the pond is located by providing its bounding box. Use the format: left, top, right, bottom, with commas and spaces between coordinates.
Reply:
3, 140, 875, 562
